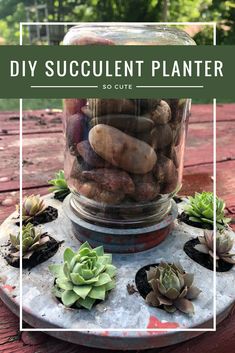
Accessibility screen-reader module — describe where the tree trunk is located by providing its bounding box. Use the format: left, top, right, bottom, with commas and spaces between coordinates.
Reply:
162, 0, 169, 22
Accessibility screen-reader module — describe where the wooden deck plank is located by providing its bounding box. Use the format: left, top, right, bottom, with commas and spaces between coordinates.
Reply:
1, 103, 234, 136
0, 110, 63, 136
190, 103, 235, 123
1, 120, 234, 192
0, 160, 234, 227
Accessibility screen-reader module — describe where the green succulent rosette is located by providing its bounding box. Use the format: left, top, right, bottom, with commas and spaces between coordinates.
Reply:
48, 170, 70, 201
17, 194, 46, 222
49, 242, 117, 310
10, 222, 50, 259
184, 192, 231, 230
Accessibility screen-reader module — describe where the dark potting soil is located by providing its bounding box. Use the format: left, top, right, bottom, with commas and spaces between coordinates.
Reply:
178, 212, 213, 230
173, 195, 184, 204
5, 234, 62, 270
135, 263, 170, 313
15, 206, 58, 227
135, 264, 158, 299
53, 190, 70, 202
184, 238, 233, 272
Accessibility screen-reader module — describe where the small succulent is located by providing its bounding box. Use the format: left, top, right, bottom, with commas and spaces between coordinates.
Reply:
48, 170, 70, 201
10, 223, 50, 259
17, 194, 46, 222
195, 230, 235, 265
49, 242, 117, 310
145, 262, 201, 315
184, 192, 231, 230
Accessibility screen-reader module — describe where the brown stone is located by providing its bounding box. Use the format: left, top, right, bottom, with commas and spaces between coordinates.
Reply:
77, 140, 107, 168
89, 124, 157, 174
82, 168, 135, 194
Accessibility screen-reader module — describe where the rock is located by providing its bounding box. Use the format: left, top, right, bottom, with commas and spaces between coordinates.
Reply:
151, 100, 171, 125
81, 106, 93, 118
71, 179, 125, 204
153, 154, 178, 194
63, 99, 87, 117
160, 176, 179, 194
1, 198, 14, 206
89, 124, 157, 174
90, 115, 154, 133
151, 124, 173, 150
137, 99, 161, 114
170, 122, 184, 146
171, 146, 181, 168
70, 158, 83, 179
137, 131, 154, 146
82, 168, 135, 194
163, 145, 181, 168
64, 32, 115, 46
87, 99, 136, 117
167, 98, 187, 124
66, 114, 89, 154
77, 140, 107, 168
131, 173, 160, 202
0, 177, 9, 182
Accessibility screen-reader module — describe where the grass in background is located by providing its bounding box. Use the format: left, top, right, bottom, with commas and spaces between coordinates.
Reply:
0, 99, 62, 111
0, 98, 234, 112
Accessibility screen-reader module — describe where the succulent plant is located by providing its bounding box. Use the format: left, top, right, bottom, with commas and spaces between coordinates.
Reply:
17, 194, 46, 222
48, 170, 70, 201
145, 262, 201, 315
49, 242, 117, 310
10, 223, 50, 259
195, 230, 235, 265
184, 192, 231, 230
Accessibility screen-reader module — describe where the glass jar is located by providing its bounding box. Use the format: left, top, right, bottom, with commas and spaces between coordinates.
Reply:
63, 24, 194, 229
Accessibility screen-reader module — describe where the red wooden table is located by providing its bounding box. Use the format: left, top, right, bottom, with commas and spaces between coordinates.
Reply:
0, 103, 235, 352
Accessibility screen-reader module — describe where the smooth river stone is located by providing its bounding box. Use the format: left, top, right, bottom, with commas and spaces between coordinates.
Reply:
151, 100, 171, 125
151, 124, 173, 150
137, 99, 161, 114
87, 99, 136, 117
66, 114, 89, 154
167, 98, 187, 124
82, 168, 135, 194
153, 154, 178, 194
77, 140, 107, 168
90, 115, 154, 133
89, 124, 157, 174
131, 173, 160, 202
63, 31, 115, 46
72, 179, 125, 205
64, 99, 87, 117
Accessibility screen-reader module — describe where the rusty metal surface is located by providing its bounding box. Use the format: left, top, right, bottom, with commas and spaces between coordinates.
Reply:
0, 195, 234, 350
64, 195, 178, 253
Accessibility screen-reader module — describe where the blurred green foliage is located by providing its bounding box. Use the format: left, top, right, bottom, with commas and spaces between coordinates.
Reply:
0, 0, 234, 45
0, 1, 234, 108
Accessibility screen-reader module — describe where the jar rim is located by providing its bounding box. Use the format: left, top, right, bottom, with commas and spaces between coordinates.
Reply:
65, 23, 195, 45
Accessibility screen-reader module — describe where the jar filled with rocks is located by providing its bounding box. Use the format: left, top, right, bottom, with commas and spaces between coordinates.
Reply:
63, 24, 194, 229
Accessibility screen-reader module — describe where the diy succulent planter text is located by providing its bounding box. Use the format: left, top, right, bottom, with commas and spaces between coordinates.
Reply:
10, 60, 224, 79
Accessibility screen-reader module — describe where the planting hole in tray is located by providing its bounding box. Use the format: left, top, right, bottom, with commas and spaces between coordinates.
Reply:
15, 206, 58, 227
4, 235, 62, 270
184, 238, 233, 272
178, 212, 213, 230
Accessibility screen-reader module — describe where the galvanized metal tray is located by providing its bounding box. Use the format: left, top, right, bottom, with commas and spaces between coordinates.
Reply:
0, 195, 234, 350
